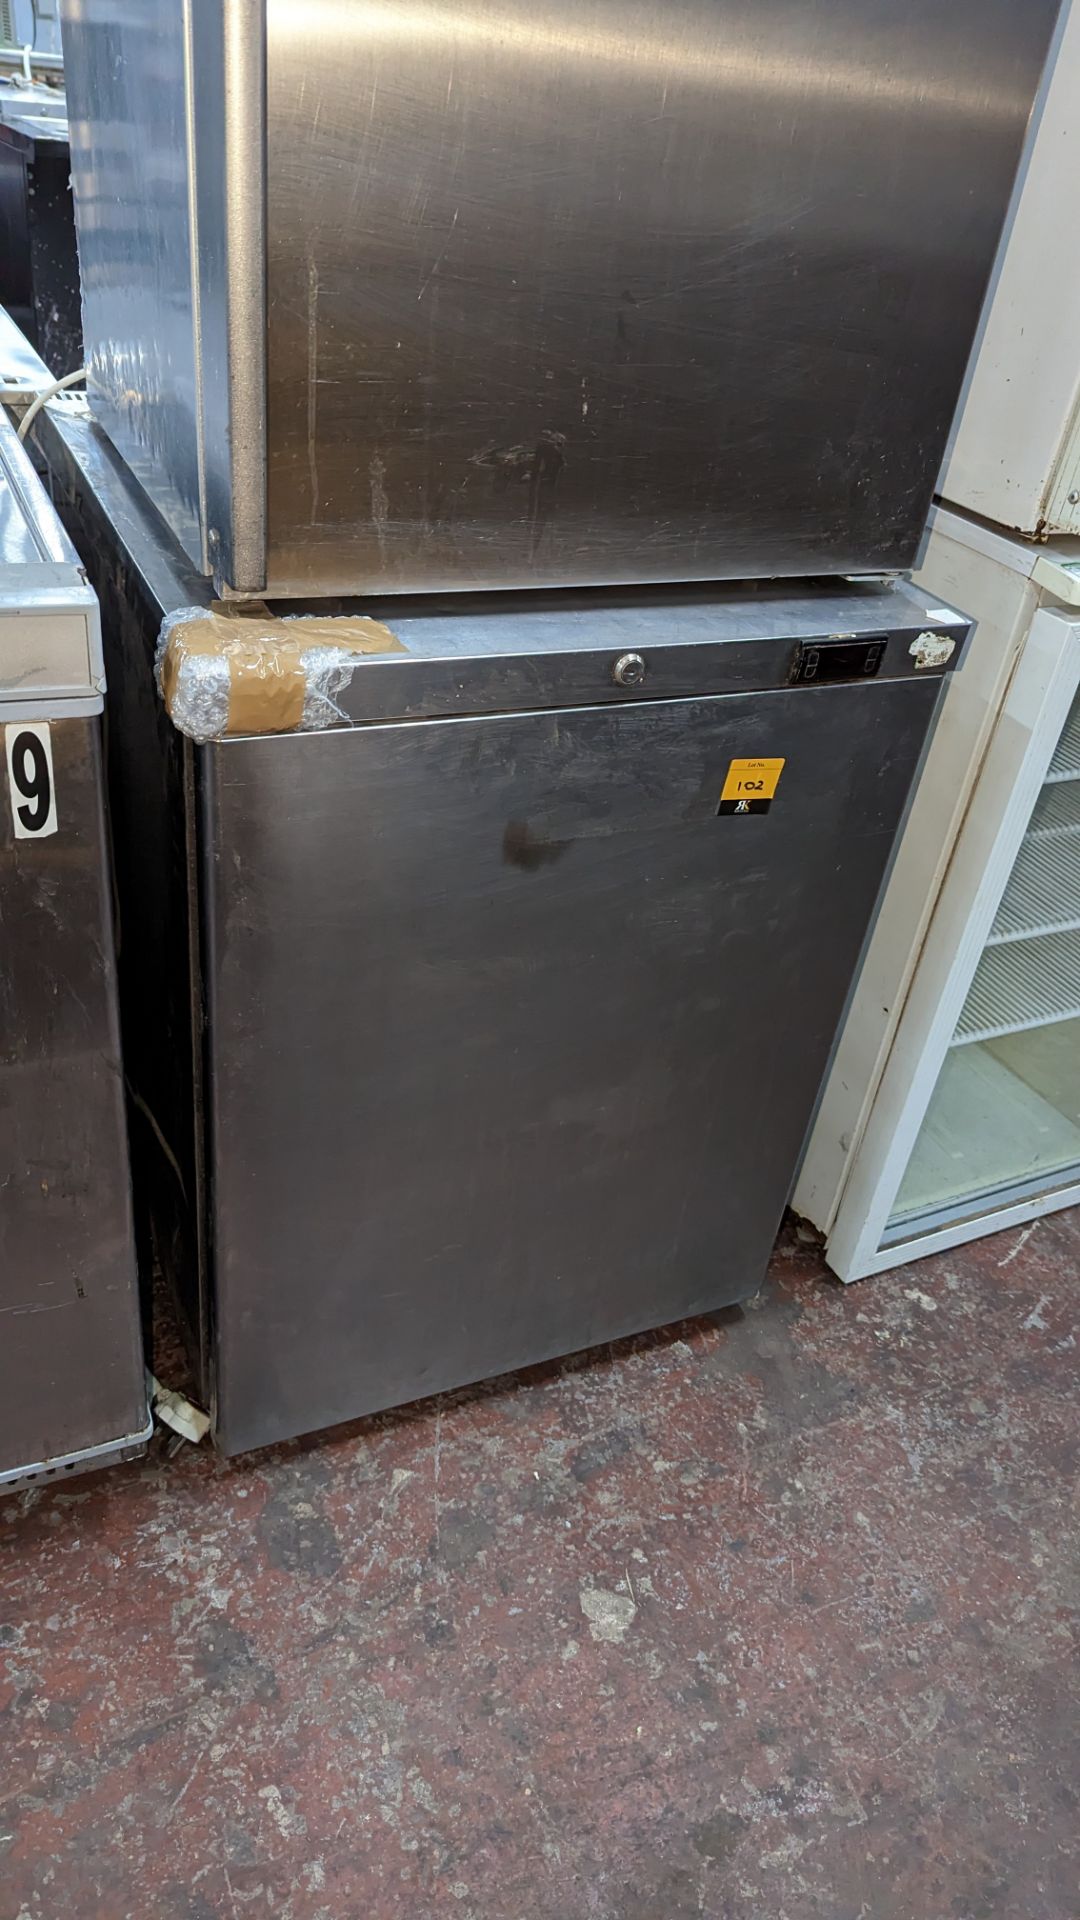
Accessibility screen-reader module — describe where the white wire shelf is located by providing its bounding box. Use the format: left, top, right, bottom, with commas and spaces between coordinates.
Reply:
954, 930, 1080, 1045
989, 830, 1080, 943
1046, 699, 1080, 783
1029, 781, 1080, 838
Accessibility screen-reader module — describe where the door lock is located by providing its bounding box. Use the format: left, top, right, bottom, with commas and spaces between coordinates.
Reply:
612, 652, 647, 688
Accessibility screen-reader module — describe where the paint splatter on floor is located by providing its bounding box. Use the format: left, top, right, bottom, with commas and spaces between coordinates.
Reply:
2, 1216, 1077, 1918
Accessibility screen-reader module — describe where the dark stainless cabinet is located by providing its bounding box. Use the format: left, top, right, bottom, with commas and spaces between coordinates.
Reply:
41, 409, 968, 1454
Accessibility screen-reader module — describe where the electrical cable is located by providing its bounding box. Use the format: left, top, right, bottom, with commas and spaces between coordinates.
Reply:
16, 366, 86, 442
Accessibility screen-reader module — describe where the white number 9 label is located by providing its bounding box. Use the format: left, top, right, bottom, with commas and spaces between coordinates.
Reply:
6, 723, 58, 839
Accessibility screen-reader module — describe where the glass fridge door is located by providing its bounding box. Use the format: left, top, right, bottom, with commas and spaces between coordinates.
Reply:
886, 690, 1080, 1241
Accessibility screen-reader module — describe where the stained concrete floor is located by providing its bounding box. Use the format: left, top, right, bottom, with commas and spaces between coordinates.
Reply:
1, 1215, 1077, 1920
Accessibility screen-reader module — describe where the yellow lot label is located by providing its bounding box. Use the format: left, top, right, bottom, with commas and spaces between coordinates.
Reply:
720, 757, 786, 803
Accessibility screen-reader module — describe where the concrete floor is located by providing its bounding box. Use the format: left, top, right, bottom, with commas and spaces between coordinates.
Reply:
1, 1215, 1077, 1920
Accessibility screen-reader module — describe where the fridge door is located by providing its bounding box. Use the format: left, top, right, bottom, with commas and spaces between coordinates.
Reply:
61, 0, 1060, 595
794, 508, 1053, 1239
823, 607, 1080, 1281
201, 672, 941, 1453
259, 0, 1058, 593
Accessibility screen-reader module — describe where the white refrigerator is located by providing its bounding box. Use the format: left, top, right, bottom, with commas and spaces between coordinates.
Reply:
796, 511, 1080, 1277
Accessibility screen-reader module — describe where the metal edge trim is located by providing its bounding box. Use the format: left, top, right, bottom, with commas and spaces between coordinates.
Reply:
181, 0, 211, 576
0, 697, 105, 720
1031, 554, 1080, 609
0, 580, 97, 605
0, 412, 74, 565
220, 0, 268, 594
184, 733, 215, 1409
0, 1410, 155, 1494
880, 1159, 1080, 1250
927, 501, 1044, 580
33, 411, 213, 619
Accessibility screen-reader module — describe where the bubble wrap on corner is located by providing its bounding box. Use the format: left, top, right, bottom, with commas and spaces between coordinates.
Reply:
155, 607, 231, 744
156, 611, 366, 742
300, 647, 366, 732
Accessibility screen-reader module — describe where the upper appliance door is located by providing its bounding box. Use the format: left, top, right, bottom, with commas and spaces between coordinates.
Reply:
263, 0, 1059, 596
60, 0, 1059, 597
939, 0, 1080, 537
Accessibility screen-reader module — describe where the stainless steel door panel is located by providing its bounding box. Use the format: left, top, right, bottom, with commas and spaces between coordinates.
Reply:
203, 677, 938, 1453
0, 719, 146, 1474
264, 0, 1057, 594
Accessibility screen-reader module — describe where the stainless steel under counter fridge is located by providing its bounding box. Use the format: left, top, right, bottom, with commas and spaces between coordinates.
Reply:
0, 406, 149, 1492
40, 408, 969, 1455
58, 0, 1060, 597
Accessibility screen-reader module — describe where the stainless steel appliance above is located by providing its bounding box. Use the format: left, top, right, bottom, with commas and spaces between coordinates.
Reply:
59, 0, 1059, 598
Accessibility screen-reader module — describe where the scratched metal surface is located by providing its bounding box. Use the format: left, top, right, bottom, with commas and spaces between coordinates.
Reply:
295, 578, 959, 660
0, 717, 145, 1474
263, 578, 968, 726
263, 0, 1058, 595
201, 673, 938, 1454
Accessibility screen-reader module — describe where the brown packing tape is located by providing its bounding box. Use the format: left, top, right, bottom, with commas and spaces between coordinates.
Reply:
161, 608, 404, 737
228, 636, 307, 734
